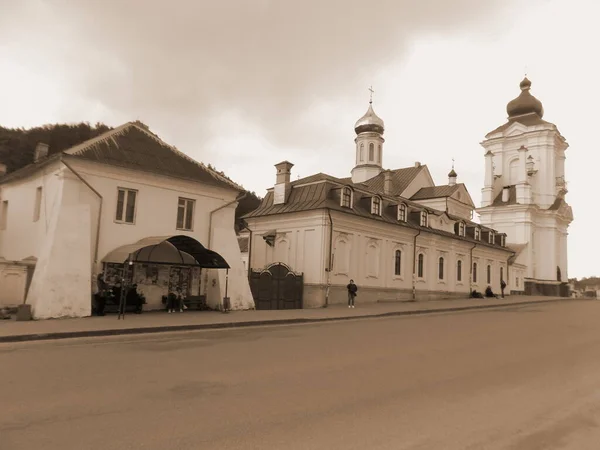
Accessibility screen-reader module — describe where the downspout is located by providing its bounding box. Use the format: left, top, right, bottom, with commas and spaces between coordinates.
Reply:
325, 208, 334, 308
469, 243, 477, 294
412, 230, 421, 301
61, 157, 103, 264
204, 191, 247, 297
240, 221, 253, 279
506, 250, 516, 294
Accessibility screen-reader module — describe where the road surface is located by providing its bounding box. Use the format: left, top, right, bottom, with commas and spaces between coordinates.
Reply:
1, 300, 599, 449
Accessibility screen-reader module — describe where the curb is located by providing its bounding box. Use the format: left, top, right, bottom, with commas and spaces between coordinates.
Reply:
0, 298, 577, 344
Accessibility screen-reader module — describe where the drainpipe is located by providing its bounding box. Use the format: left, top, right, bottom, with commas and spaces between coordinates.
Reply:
61, 157, 103, 264
240, 221, 253, 279
411, 230, 421, 301
506, 250, 516, 294
469, 243, 477, 294
204, 191, 247, 297
324, 208, 334, 308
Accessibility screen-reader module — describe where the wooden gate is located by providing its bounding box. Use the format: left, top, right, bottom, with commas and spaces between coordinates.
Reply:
249, 263, 304, 310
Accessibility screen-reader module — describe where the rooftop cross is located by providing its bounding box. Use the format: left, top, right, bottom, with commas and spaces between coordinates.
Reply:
452, 157, 455, 169
368, 86, 374, 104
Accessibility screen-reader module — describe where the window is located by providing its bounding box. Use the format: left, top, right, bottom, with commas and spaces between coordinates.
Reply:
472, 262, 478, 283
378, 144, 382, 163
359, 143, 364, 162
420, 211, 428, 227
341, 188, 352, 208
116, 188, 137, 224
501, 235, 506, 247
369, 143, 375, 161
489, 231, 495, 244
397, 203, 407, 222
438, 257, 444, 280
516, 276, 519, 287
394, 250, 402, 276
487, 264, 491, 284
457, 260, 462, 282
474, 227, 481, 241
417, 253, 424, 278
459, 222, 465, 237
177, 197, 195, 230
371, 196, 381, 215
33, 186, 42, 222
0, 200, 7, 230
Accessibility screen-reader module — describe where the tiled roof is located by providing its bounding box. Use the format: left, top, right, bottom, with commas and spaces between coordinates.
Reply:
244, 180, 509, 252
411, 184, 461, 200
1, 122, 243, 192
491, 186, 518, 206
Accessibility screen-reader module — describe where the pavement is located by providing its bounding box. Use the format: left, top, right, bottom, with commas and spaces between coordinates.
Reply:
1, 299, 599, 450
0, 295, 578, 343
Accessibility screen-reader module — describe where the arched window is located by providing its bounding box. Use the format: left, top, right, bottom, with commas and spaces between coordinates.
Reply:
420, 211, 428, 227
417, 253, 424, 278
474, 227, 481, 241
487, 264, 491, 284
398, 203, 407, 222
378, 144, 382, 163
394, 250, 402, 276
359, 143, 364, 162
341, 187, 352, 208
457, 260, 462, 282
369, 143, 375, 161
459, 222, 465, 237
489, 231, 495, 244
473, 262, 478, 283
438, 257, 444, 280
371, 196, 381, 215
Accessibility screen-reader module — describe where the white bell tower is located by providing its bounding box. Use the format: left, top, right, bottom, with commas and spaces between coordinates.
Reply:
351, 87, 385, 184
477, 77, 573, 296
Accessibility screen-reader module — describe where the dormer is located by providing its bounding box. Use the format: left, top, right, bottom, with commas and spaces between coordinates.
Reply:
454, 220, 466, 237
420, 210, 429, 227
397, 202, 407, 222
474, 226, 481, 241
340, 186, 354, 209
487, 230, 495, 244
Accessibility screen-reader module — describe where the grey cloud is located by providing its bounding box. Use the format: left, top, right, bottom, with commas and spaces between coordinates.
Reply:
3, 0, 523, 152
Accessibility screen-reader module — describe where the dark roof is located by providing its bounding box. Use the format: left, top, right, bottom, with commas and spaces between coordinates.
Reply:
491, 186, 518, 206
244, 180, 509, 252
485, 113, 556, 138
292, 165, 426, 197
1, 122, 243, 192
411, 184, 461, 200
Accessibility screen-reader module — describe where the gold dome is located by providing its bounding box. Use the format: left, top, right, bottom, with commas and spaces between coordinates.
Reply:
506, 77, 544, 118
354, 103, 385, 135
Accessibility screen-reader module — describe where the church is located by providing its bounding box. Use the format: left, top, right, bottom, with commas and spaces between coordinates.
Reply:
242, 77, 572, 308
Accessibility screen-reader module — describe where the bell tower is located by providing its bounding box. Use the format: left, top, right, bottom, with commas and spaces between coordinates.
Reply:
477, 77, 573, 296
351, 88, 385, 184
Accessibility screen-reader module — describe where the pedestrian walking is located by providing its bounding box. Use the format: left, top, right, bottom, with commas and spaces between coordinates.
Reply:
500, 279, 506, 298
346, 279, 358, 308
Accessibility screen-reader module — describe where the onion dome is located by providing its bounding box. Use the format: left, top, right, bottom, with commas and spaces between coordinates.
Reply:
448, 168, 457, 178
506, 77, 544, 118
354, 103, 385, 135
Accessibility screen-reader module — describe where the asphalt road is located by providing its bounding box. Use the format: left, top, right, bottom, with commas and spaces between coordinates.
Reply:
1, 300, 599, 450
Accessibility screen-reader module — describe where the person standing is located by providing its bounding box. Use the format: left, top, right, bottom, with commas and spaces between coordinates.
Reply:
500, 279, 507, 298
346, 279, 358, 308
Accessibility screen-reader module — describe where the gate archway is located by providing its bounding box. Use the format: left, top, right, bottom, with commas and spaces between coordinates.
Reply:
249, 263, 303, 310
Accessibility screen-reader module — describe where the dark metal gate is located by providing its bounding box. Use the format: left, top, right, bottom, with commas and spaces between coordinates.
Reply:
249, 263, 304, 310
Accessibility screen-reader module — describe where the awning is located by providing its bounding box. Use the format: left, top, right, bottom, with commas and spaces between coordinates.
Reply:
102, 235, 230, 269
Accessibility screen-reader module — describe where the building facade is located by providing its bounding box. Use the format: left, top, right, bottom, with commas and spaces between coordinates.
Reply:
244, 98, 517, 308
477, 78, 573, 296
0, 122, 254, 318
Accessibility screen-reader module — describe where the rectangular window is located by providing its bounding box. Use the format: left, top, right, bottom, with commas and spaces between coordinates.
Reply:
394, 250, 402, 276
420, 212, 428, 227
371, 197, 381, 215
33, 186, 42, 222
473, 262, 478, 283
487, 265, 491, 284
417, 253, 424, 278
176, 197, 195, 230
457, 260, 462, 282
116, 188, 137, 224
0, 200, 7, 230
341, 189, 352, 208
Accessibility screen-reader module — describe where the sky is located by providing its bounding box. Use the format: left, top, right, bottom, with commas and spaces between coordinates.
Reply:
0, 0, 598, 279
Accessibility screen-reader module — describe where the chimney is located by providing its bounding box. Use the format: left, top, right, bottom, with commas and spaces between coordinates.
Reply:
414, 161, 421, 168
502, 186, 510, 202
0, 163, 6, 177
273, 161, 294, 205
34, 142, 49, 163
383, 170, 393, 195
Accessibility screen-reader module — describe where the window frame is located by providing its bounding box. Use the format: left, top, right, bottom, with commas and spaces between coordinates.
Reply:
420, 211, 428, 227
473, 262, 478, 283
438, 256, 444, 280
488, 231, 495, 244
487, 264, 492, 284
368, 142, 375, 161
417, 253, 425, 278
341, 187, 353, 209
474, 227, 481, 241
457, 260, 462, 282
394, 249, 402, 276
371, 196, 382, 216
176, 197, 196, 231
115, 187, 138, 224
458, 221, 465, 237
33, 186, 42, 222
397, 203, 407, 222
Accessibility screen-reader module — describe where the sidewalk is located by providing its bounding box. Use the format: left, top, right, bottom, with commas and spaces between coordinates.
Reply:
0, 295, 583, 343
